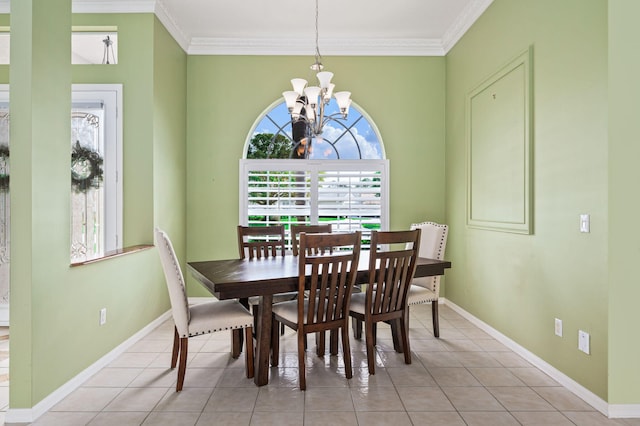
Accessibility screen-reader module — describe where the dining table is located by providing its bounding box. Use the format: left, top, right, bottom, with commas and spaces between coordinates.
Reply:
188, 253, 451, 386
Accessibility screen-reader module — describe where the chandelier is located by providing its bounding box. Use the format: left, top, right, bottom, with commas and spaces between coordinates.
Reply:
282, 0, 352, 140
102, 35, 116, 65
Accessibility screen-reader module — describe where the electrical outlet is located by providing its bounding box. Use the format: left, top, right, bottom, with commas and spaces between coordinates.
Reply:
554, 318, 563, 337
578, 330, 590, 354
100, 308, 107, 326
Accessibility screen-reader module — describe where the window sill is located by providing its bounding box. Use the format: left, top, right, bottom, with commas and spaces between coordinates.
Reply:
70, 244, 154, 267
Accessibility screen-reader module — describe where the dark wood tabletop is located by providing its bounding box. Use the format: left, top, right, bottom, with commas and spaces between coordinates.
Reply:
188, 254, 451, 300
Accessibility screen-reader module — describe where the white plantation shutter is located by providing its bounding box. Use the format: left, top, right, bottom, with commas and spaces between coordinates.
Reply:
240, 160, 388, 248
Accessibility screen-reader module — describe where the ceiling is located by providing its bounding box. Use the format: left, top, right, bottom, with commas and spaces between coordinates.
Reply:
1, 0, 494, 56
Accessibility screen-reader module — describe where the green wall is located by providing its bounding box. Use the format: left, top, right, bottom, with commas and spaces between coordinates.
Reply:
152, 17, 187, 259
9, 9, 186, 409
10, 0, 640, 413
185, 55, 446, 295
10, 0, 73, 408
445, 0, 609, 399
608, 0, 640, 405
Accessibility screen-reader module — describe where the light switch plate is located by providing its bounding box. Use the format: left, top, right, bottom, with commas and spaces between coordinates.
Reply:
554, 318, 563, 337
578, 330, 590, 354
580, 214, 590, 233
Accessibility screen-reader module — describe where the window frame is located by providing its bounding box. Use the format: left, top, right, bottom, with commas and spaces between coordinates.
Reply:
239, 159, 389, 245
244, 98, 386, 160
71, 84, 123, 257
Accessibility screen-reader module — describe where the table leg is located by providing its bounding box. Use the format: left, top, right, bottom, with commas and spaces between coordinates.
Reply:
254, 294, 273, 386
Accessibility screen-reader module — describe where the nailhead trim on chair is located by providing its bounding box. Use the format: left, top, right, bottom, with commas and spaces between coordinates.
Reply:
412, 221, 447, 260
186, 323, 253, 338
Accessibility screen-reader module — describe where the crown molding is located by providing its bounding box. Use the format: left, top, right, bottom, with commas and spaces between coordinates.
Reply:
153, 0, 189, 52
189, 37, 446, 57
441, 0, 494, 53
0, 0, 492, 57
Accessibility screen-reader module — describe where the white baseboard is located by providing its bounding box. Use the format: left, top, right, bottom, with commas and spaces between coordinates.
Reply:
0, 304, 9, 327
443, 299, 640, 419
609, 404, 640, 418
5, 310, 173, 424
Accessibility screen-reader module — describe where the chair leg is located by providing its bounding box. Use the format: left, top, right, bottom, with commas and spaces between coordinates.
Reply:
238, 297, 250, 352
317, 331, 326, 357
330, 329, 339, 356
432, 300, 440, 338
245, 327, 255, 378
365, 321, 376, 375
390, 320, 402, 353
271, 317, 280, 367
176, 337, 188, 392
372, 322, 377, 346
171, 327, 180, 369
400, 313, 412, 365
352, 318, 363, 339
298, 329, 307, 391
341, 326, 353, 379
397, 311, 411, 364
231, 329, 243, 359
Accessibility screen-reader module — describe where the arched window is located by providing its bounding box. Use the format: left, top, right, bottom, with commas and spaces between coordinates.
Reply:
244, 99, 384, 160
240, 99, 388, 246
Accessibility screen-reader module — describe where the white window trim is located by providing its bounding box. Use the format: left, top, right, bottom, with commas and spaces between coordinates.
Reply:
72, 84, 123, 252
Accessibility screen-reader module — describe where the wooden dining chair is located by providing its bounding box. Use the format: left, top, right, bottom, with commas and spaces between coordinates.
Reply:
237, 224, 287, 260
236, 225, 296, 344
406, 221, 448, 337
155, 228, 254, 391
291, 224, 334, 353
349, 229, 421, 375
271, 231, 362, 390
290, 223, 332, 256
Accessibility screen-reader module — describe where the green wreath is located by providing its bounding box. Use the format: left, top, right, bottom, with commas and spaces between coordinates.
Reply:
0, 144, 8, 192
71, 141, 104, 193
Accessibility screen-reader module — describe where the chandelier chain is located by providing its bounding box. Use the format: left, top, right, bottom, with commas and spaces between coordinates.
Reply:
314, 0, 322, 69
282, 0, 352, 142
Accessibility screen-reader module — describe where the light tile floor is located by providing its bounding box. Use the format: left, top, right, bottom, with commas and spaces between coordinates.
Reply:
6, 305, 640, 425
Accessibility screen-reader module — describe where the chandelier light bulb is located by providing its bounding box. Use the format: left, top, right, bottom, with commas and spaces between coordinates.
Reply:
316, 71, 333, 89
291, 78, 308, 96
323, 83, 335, 103
283, 91, 300, 112
304, 86, 321, 108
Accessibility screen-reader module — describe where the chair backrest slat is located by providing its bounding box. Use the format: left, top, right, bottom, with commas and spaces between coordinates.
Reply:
366, 229, 421, 317
291, 224, 332, 256
237, 225, 286, 259
298, 232, 361, 327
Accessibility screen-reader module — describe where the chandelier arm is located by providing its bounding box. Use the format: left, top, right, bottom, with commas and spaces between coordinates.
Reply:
315, 99, 326, 135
